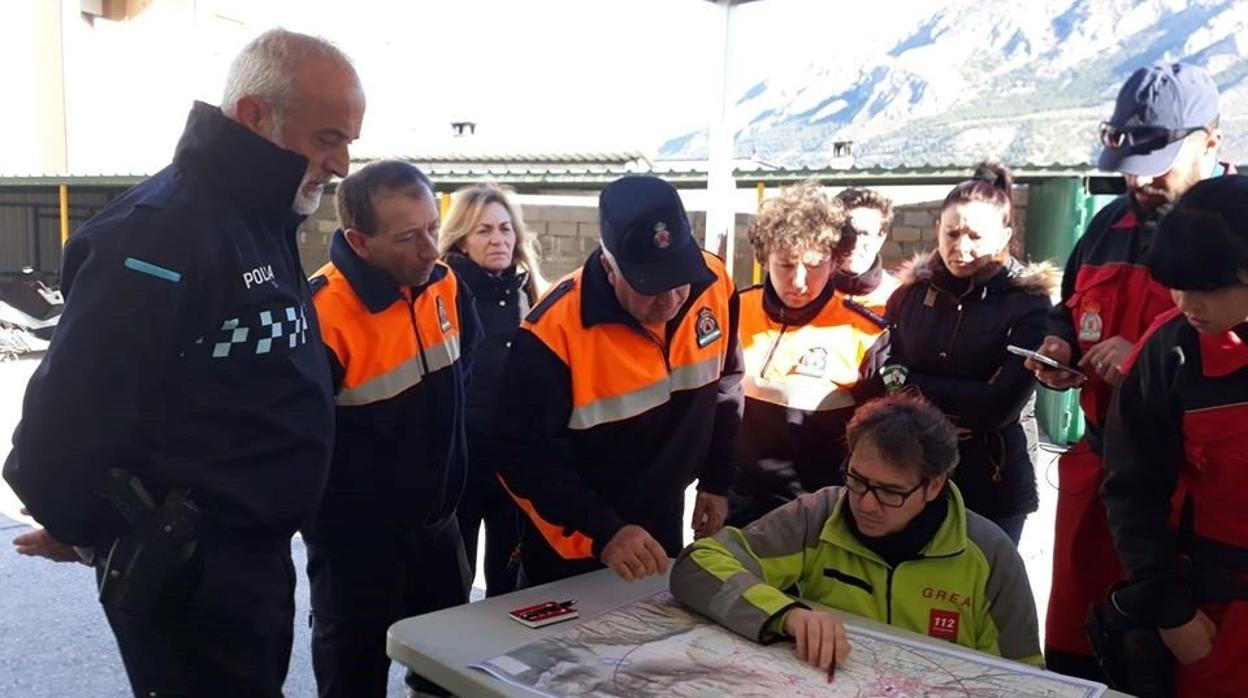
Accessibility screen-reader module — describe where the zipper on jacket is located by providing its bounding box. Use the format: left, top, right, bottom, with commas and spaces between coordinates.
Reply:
758, 321, 789, 377
405, 296, 430, 375
935, 284, 982, 361
405, 293, 450, 522
885, 565, 896, 624
629, 324, 672, 373
885, 549, 964, 625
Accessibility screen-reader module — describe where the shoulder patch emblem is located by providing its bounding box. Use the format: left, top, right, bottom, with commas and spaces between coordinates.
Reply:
695, 307, 722, 348
1078, 301, 1103, 343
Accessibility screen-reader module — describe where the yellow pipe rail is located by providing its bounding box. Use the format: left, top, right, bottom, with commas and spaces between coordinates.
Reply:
752, 182, 764, 284
59, 184, 70, 246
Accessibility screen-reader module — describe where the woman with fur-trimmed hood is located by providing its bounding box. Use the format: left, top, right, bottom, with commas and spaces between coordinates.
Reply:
883, 161, 1058, 545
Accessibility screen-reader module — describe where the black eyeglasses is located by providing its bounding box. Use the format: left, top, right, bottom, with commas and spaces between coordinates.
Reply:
1099, 123, 1208, 151
842, 466, 927, 508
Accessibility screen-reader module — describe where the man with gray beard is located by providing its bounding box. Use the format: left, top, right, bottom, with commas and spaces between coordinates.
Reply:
5, 28, 364, 697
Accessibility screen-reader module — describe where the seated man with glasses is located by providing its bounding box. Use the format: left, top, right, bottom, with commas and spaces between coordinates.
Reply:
671, 393, 1042, 676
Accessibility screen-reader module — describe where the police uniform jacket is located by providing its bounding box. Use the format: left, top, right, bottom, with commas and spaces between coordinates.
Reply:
4, 102, 335, 545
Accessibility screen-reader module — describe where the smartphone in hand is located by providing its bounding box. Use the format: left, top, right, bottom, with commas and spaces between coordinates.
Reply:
1007, 345, 1087, 380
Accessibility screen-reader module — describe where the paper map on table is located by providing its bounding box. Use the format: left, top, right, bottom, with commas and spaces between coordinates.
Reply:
473, 593, 1105, 698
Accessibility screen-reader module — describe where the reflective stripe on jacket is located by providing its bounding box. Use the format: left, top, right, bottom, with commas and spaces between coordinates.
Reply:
495, 247, 744, 576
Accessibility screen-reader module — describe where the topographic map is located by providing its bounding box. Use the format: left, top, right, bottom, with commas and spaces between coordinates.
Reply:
474, 594, 1105, 698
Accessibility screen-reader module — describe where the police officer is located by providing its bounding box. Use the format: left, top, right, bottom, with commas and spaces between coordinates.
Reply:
1027, 62, 1231, 679
304, 160, 480, 698
495, 175, 744, 585
4, 29, 363, 697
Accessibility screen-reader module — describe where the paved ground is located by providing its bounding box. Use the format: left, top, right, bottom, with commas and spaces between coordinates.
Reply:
0, 355, 1066, 696
0, 357, 410, 696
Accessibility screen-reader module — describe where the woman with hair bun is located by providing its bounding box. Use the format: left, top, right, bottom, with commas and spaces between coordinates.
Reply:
882, 161, 1056, 545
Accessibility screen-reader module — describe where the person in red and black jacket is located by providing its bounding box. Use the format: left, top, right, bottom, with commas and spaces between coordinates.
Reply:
884, 162, 1055, 546
495, 176, 744, 586
1026, 62, 1232, 680
1102, 175, 1248, 698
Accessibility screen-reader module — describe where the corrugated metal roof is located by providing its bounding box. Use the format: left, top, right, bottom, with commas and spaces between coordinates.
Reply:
0, 174, 148, 187
0, 161, 1134, 190
378, 151, 652, 166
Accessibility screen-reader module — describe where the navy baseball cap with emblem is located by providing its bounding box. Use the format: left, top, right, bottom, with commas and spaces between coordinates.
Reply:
1097, 62, 1219, 177
598, 176, 714, 295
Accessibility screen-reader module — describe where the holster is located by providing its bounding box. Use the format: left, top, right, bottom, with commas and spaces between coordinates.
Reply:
96, 469, 200, 617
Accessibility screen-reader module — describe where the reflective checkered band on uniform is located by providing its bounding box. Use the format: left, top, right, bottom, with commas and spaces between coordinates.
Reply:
285, 306, 309, 349
199, 305, 311, 359
257, 310, 283, 354
212, 318, 249, 358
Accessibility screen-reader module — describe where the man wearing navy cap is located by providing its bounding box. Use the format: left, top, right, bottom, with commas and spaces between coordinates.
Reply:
1026, 62, 1231, 680
494, 175, 744, 585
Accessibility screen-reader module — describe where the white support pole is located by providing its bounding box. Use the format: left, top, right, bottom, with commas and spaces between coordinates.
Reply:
704, 0, 736, 275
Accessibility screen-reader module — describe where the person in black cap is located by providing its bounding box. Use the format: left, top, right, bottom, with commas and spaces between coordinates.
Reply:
493, 175, 744, 586
1026, 61, 1233, 680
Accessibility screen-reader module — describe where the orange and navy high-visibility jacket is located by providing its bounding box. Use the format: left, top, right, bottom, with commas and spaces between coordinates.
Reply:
495, 247, 744, 584
302, 229, 481, 543
1049, 163, 1235, 446
728, 278, 889, 526
1104, 309, 1248, 630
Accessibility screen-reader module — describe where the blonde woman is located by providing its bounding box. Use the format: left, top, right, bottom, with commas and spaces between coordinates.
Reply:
439, 183, 544, 596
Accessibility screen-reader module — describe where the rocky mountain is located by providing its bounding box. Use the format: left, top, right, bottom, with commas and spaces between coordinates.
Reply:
659, 0, 1248, 168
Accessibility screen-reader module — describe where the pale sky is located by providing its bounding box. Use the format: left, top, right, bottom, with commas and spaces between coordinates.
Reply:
3, 0, 942, 174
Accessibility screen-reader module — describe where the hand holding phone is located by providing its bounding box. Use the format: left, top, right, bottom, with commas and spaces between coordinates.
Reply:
1007, 344, 1087, 380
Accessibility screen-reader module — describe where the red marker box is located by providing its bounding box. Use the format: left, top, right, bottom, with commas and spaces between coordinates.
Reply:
508, 599, 579, 628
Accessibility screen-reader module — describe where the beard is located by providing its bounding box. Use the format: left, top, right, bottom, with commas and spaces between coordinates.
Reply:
266, 117, 322, 215
1132, 195, 1177, 259
290, 183, 324, 216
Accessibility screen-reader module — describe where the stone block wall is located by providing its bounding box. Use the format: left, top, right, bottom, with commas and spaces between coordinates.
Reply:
295, 185, 1031, 286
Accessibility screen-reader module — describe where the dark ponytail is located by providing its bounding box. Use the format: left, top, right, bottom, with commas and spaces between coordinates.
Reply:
943, 159, 1014, 227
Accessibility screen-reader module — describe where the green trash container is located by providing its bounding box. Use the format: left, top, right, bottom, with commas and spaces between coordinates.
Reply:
1023, 178, 1118, 445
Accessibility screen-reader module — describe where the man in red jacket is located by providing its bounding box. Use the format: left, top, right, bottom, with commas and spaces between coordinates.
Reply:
1027, 62, 1229, 680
